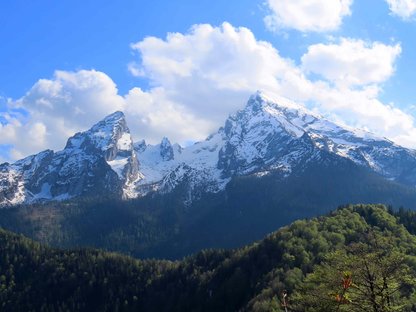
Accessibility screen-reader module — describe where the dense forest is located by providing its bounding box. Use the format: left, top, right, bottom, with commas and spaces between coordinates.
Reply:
2, 204, 416, 311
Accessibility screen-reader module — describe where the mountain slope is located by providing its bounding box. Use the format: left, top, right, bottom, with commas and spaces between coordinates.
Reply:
1, 205, 416, 311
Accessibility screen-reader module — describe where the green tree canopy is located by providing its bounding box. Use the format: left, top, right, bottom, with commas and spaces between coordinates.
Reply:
293, 233, 416, 312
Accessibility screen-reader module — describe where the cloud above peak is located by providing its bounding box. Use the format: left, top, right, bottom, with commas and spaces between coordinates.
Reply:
264, 0, 353, 32
130, 22, 299, 119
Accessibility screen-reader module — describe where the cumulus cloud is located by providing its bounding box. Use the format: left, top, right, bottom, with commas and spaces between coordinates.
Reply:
124, 87, 213, 142
1, 22, 416, 162
301, 38, 401, 86
1, 70, 125, 159
130, 22, 303, 121
264, 0, 353, 32
298, 39, 415, 144
386, 0, 416, 19
308, 84, 416, 143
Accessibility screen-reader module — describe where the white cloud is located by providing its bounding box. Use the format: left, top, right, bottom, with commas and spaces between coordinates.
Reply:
308, 84, 416, 144
301, 38, 401, 86
131, 22, 301, 121
2, 23, 416, 163
386, 0, 416, 19
124, 87, 214, 142
127, 62, 144, 77
298, 38, 412, 142
264, 0, 353, 32
1, 70, 125, 158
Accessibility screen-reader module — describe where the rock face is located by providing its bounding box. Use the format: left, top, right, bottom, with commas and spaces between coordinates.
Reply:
2, 92, 416, 207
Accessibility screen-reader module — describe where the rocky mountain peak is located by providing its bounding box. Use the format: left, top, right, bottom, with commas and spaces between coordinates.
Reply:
134, 140, 147, 153
160, 137, 174, 161
225, 91, 316, 142
247, 90, 306, 112
64, 111, 136, 163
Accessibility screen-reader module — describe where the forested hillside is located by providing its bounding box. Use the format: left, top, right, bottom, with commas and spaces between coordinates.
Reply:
2, 204, 416, 311
1, 163, 416, 261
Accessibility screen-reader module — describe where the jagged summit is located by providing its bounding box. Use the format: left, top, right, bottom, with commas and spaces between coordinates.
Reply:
134, 139, 147, 153
89, 111, 126, 138
160, 137, 174, 161
92, 110, 125, 126
65, 111, 127, 147
248, 90, 307, 111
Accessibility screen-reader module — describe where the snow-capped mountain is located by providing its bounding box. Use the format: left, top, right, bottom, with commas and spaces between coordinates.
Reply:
133, 91, 416, 198
0, 111, 140, 205
217, 92, 416, 185
1, 91, 416, 206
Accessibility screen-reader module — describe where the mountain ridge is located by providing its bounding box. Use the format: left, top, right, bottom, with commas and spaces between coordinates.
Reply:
1, 91, 416, 206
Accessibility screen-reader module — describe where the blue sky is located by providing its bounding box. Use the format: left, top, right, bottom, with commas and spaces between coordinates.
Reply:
0, 0, 263, 98
1, 0, 416, 162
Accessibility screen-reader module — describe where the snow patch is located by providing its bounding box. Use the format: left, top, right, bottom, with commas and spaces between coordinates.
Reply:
32, 183, 52, 200
107, 157, 129, 179
117, 132, 132, 151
